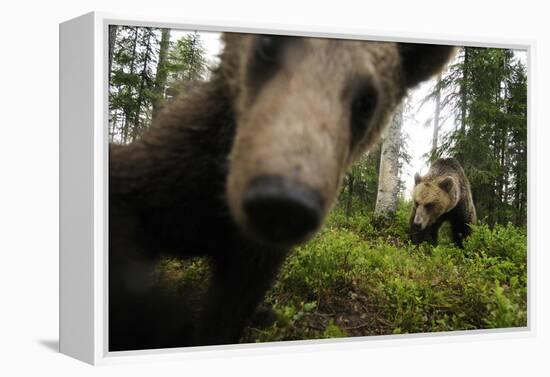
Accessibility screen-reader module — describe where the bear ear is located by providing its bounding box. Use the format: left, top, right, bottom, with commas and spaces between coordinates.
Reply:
398, 44, 456, 88
414, 173, 422, 186
438, 176, 456, 193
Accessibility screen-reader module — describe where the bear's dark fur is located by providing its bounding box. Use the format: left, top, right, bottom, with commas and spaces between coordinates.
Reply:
109, 33, 455, 350
410, 158, 477, 248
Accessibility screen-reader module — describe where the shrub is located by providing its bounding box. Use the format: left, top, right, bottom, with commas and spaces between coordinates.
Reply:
259, 214, 527, 340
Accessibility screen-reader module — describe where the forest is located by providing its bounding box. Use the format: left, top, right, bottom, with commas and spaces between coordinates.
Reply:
109, 26, 528, 342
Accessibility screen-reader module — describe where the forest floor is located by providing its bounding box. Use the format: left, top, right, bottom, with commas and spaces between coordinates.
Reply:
155, 203, 527, 344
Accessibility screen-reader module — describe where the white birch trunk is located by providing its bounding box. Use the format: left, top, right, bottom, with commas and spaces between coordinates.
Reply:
375, 104, 403, 217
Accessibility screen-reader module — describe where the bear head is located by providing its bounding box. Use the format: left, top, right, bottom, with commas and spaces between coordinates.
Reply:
412, 173, 461, 231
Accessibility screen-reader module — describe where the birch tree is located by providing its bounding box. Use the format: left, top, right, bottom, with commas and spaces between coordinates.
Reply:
375, 104, 403, 217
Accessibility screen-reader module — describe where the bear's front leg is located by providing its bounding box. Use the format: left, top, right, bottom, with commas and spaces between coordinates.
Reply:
450, 220, 470, 248
428, 225, 440, 245
196, 243, 288, 346
411, 223, 440, 246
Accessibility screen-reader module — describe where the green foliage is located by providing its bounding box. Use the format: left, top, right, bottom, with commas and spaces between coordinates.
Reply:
242, 300, 343, 343
321, 320, 348, 338
153, 257, 211, 298
325, 204, 411, 243
464, 223, 527, 265
339, 145, 382, 217
245, 207, 526, 341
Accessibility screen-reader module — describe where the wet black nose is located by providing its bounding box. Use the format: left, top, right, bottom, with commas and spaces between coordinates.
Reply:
243, 175, 323, 245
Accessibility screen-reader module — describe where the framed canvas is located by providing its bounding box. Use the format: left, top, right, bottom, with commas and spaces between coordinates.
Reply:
59, 11, 533, 365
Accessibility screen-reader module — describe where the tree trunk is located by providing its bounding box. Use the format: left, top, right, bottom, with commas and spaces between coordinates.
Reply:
457, 48, 469, 164
460, 48, 468, 134
152, 28, 171, 121
188, 33, 197, 81
375, 104, 403, 217
108, 25, 118, 84
345, 174, 355, 219
131, 28, 154, 140
431, 73, 442, 160
108, 25, 118, 141
122, 27, 139, 144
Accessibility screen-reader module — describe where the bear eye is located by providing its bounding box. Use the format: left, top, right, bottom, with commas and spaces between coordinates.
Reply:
425, 203, 434, 210
248, 36, 295, 96
350, 82, 378, 146
352, 84, 378, 120
255, 35, 286, 63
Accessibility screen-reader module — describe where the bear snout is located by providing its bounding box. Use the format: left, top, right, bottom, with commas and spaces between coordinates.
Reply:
412, 213, 426, 230
242, 175, 323, 245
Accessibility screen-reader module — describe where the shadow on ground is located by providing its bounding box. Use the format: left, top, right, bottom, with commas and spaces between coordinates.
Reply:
38, 339, 59, 352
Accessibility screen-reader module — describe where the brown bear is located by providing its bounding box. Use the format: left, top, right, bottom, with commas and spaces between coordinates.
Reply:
410, 158, 477, 248
109, 32, 455, 350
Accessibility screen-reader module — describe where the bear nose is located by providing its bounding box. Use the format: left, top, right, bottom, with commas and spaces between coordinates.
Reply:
243, 175, 323, 245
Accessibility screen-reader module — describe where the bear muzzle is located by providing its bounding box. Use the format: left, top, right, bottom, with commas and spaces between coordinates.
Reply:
413, 212, 429, 231
242, 175, 324, 246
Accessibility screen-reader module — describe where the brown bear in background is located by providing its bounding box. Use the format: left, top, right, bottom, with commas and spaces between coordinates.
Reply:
410, 158, 477, 248
109, 32, 455, 351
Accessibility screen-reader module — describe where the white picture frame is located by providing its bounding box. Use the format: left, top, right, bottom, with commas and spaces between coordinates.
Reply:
59, 11, 534, 365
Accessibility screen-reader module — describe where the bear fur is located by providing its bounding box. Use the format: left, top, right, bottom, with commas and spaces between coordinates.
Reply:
410, 158, 477, 248
109, 33, 455, 350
